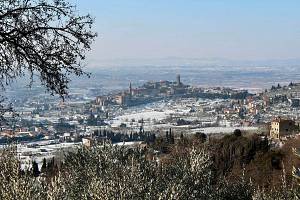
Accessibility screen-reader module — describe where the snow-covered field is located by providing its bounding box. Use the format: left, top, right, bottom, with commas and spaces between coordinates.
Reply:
1, 140, 144, 170
111, 110, 174, 126
119, 110, 173, 121
7, 141, 82, 170
107, 99, 258, 134
108, 100, 193, 128
191, 126, 258, 134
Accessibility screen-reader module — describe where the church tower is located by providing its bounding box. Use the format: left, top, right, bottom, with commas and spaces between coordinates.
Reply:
176, 74, 181, 86
129, 82, 132, 96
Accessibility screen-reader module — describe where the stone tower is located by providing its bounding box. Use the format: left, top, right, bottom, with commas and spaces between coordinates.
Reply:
129, 82, 132, 96
176, 74, 181, 86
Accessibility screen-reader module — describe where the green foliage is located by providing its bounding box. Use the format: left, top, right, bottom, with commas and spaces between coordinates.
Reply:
211, 134, 269, 176
233, 129, 242, 137
32, 160, 40, 177
194, 132, 207, 143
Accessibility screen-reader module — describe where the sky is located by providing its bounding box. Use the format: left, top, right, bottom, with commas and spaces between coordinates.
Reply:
71, 0, 300, 66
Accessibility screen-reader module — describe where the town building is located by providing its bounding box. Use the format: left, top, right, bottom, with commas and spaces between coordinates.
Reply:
115, 94, 126, 105
95, 96, 111, 106
269, 117, 297, 139
82, 137, 94, 147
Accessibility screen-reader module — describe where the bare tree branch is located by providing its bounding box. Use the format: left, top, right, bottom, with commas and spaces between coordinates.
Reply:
0, 0, 97, 97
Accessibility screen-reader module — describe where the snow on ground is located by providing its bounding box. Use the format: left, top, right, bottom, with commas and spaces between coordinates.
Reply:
190, 126, 258, 134
109, 100, 192, 128
9, 140, 82, 170
114, 141, 142, 146
108, 99, 259, 135
3, 140, 143, 170
113, 110, 174, 123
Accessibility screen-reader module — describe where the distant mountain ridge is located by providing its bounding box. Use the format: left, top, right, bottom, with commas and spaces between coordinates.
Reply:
86, 57, 300, 69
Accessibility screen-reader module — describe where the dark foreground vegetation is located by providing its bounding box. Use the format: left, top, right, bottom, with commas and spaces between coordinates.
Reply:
1, 131, 300, 199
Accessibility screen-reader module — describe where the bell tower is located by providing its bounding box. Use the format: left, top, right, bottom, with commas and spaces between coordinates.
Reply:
129, 82, 132, 96
176, 74, 181, 86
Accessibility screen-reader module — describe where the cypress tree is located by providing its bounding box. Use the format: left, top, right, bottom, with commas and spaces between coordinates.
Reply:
41, 158, 47, 174
32, 161, 40, 177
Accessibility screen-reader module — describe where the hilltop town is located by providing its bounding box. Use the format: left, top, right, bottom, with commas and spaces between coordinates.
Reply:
94, 74, 249, 107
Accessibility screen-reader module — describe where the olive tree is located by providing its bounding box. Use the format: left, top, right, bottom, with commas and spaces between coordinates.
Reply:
0, 144, 299, 199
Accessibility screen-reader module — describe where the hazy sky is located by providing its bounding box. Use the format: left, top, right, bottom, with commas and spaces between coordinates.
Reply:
72, 0, 300, 64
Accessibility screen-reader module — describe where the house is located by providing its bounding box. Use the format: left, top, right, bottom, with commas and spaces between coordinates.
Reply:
82, 136, 110, 147
269, 117, 297, 139
82, 137, 94, 147
59, 132, 71, 142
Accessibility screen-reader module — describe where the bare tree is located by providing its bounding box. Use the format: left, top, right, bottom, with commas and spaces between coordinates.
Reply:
0, 0, 97, 97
